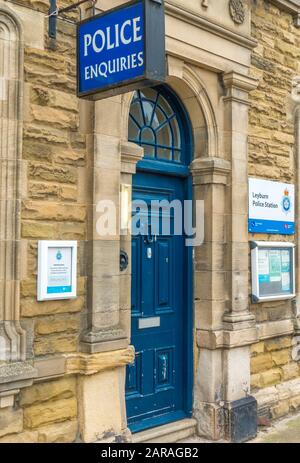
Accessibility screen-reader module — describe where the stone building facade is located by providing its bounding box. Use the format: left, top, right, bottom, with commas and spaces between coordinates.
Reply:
0, 0, 300, 443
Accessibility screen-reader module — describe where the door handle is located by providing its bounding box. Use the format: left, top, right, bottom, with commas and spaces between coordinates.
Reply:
144, 224, 154, 244
145, 235, 154, 244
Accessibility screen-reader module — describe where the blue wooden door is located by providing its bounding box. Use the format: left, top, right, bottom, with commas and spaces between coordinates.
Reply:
125, 87, 193, 433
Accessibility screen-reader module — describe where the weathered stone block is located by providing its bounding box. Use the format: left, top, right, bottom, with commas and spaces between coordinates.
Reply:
22, 201, 85, 222
58, 222, 86, 240
271, 349, 291, 367
24, 397, 77, 429
251, 373, 261, 390
251, 342, 265, 356
260, 369, 282, 388
31, 86, 78, 113
31, 105, 77, 130
22, 221, 58, 239
21, 279, 36, 297
265, 337, 292, 352
281, 363, 300, 381
53, 147, 85, 166
37, 420, 78, 443
0, 430, 38, 443
21, 296, 85, 317
28, 163, 77, 184
289, 395, 300, 412
251, 353, 273, 374
35, 314, 80, 336
34, 334, 78, 355
23, 139, 52, 162
0, 408, 23, 438
20, 377, 76, 407
271, 400, 290, 419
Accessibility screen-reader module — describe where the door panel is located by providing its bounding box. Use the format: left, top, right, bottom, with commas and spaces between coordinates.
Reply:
126, 172, 187, 431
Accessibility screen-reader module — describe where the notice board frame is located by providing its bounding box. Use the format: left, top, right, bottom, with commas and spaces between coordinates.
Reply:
251, 241, 296, 303
37, 240, 77, 301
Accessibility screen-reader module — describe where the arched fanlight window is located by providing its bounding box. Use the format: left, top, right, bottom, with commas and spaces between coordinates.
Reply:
128, 87, 185, 164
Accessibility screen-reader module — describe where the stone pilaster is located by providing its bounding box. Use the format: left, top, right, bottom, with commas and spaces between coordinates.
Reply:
222, 71, 257, 330
80, 97, 128, 353
191, 156, 230, 440
191, 156, 231, 333
193, 72, 259, 442
119, 141, 144, 341
221, 71, 258, 442
0, 4, 37, 406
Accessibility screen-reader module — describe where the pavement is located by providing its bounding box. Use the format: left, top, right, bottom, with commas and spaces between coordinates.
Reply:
250, 413, 300, 443
180, 412, 300, 444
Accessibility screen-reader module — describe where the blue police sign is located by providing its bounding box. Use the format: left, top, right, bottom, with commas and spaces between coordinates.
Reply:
77, 0, 165, 100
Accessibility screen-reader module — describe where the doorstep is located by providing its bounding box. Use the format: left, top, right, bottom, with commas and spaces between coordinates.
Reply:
132, 418, 197, 444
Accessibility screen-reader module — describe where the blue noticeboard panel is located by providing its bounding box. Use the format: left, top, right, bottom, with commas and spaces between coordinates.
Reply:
248, 219, 295, 235
77, 0, 165, 100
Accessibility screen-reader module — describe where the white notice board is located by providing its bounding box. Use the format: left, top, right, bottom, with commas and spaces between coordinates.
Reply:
37, 241, 77, 301
251, 241, 295, 303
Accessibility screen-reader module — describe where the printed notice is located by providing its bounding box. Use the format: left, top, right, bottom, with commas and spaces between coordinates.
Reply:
281, 250, 291, 291
282, 272, 291, 292
269, 250, 282, 282
47, 247, 72, 294
258, 249, 270, 284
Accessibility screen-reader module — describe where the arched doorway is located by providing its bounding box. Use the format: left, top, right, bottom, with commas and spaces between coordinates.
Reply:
125, 86, 193, 433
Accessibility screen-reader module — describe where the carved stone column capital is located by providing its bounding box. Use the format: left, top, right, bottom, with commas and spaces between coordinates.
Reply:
223, 71, 258, 104
121, 141, 144, 174
190, 156, 231, 185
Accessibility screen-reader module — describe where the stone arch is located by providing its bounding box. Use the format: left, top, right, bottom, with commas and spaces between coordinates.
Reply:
120, 56, 219, 162
168, 62, 219, 159
0, 5, 25, 362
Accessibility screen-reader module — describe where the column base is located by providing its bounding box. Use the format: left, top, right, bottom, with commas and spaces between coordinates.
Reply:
194, 402, 225, 441
223, 312, 256, 331
78, 368, 128, 442
224, 396, 257, 443
194, 396, 258, 442
80, 327, 128, 353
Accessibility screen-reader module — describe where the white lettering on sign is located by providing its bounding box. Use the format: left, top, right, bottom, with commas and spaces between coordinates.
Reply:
84, 51, 144, 80
84, 16, 142, 57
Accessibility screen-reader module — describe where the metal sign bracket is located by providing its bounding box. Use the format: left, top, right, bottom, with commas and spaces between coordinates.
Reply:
48, 0, 96, 39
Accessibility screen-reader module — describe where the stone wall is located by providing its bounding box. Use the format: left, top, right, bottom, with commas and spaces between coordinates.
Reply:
249, 0, 300, 402
251, 336, 298, 389
0, 0, 88, 442
21, 0, 87, 357
249, 0, 298, 184
0, 377, 78, 442
1, 0, 300, 443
